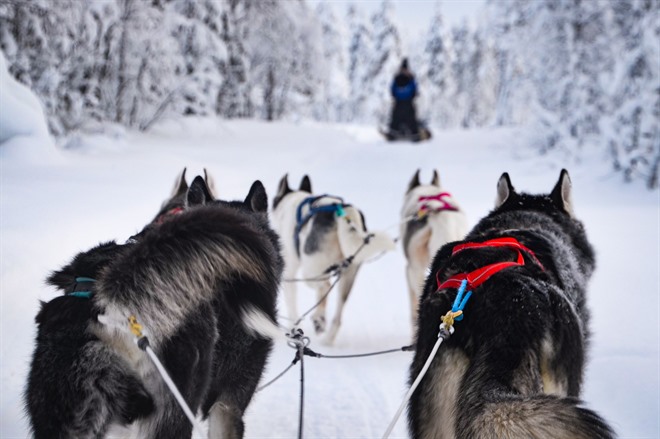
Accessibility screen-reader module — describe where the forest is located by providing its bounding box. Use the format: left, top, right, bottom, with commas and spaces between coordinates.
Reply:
0, 0, 658, 188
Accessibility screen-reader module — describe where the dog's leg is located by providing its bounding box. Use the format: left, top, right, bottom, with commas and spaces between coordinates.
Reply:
208, 402, 244, 439
404, 227, 431, 330
309, 279, 331, 334
322, 264, 360, 345
406, 260, 427, 329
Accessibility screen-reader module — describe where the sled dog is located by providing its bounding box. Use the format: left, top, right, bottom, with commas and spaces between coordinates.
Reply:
272, 174, 395, 344
408, 170, 614, 439
25, 174, 283, 439
401, 169, 468, 327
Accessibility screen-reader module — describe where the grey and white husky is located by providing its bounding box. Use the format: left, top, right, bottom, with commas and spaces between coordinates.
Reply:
25, 172, 283, 439
408, 170, 614, 439
271, 174, 395, 344
401, 169, 468, 327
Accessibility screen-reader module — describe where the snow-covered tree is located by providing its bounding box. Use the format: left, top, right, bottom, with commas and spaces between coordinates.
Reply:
314, 2, 350, 121
345, 5, 374, 121
366, 0, 402, 123
606, 0, 660, 188
420, 3, 455, 127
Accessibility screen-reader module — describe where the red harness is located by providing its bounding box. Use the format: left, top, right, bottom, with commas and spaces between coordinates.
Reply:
155, 206, 185, 224
417, 192, 458, 214
436, 237, 544, 291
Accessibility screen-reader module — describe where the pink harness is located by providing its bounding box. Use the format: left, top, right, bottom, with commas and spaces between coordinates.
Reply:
417, 192, 458, 214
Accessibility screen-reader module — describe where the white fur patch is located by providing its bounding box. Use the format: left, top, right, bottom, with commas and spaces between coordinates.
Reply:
241, 307, 286, 341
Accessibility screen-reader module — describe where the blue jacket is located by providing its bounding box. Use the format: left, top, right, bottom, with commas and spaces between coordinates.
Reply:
391, 75, 417, 101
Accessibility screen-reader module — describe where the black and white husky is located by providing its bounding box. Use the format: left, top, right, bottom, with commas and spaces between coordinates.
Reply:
272, 174, 395, 344
401, 169, 468, 326
25, 173, 283, 439
408, 170, 614, 438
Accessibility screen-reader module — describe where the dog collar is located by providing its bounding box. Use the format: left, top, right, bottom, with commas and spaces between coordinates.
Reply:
66, 277, 96, 299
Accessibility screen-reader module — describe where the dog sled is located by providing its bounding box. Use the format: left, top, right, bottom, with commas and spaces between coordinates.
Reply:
380, 121, 432, 142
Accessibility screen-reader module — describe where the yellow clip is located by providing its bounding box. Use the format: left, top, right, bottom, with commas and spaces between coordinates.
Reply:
128, 315, 143, 338
417, 209, 427, 219
441, 310, 463, 330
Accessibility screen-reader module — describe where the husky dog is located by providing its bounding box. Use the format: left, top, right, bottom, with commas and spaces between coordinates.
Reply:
272, 174, 395, 344
408, 170, 614, 439
25, 174, 283, 439
401, 169, 468, 326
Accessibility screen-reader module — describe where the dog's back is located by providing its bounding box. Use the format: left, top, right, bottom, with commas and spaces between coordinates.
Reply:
409, 170, 614, 439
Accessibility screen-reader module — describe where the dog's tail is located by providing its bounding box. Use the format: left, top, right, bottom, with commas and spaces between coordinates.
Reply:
458, 388, 615, 439
336, 207, 395, 265
241, 306, 287, 342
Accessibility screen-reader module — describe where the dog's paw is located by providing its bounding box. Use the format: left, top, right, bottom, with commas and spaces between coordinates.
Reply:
312, 316, 326, 334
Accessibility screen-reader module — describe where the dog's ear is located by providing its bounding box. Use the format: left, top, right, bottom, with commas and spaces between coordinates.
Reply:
431, 169, 441, 187
550, 169, 575, 216
186, 176, 214, 207
299, 175, 312, 193
245, 180, 268, 213
407, 169, 421, 193
273, 174, 292, 210
203, 168, 218, 199
495, 172, 514, 207
169, 167, 188, 199
276, 174, 291, 197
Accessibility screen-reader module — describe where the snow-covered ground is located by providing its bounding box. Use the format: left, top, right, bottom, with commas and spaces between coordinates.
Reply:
1, 63, 658, 438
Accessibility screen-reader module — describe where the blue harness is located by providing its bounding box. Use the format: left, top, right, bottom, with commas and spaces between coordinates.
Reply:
295, 195, 346, 255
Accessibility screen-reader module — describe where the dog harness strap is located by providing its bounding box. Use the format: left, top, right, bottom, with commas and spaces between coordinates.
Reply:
417, 192, 458, 213
451, 237, 543, 268
155, 206, 185, 224
66, 276, 97, 299
436, 237, 544, 291
294, 195, 347, 253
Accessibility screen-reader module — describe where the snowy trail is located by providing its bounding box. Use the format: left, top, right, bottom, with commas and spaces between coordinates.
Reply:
1, 119, 658, 438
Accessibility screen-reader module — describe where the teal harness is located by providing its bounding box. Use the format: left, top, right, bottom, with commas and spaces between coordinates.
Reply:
67, 277, 96, 298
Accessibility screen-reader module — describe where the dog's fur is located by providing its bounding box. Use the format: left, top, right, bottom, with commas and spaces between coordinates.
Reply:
408, 170, 614, 439
25, 172, 283, 439
401, 169, 468, 326
271, 174, 395, 344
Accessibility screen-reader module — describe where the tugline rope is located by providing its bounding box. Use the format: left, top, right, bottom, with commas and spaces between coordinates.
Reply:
127, 316, 203, 432
381, 322, 454, 439
381, 279, 470, 438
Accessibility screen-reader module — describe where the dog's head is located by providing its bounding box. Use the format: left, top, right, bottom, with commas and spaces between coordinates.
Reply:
151, 167, 218, 225
272, 174, 312, 211
185, 175, 269, 217
406, 168, 440, 194
494, 169, 574, 218
489, 169, 593, 270
403, 169, 455, 216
